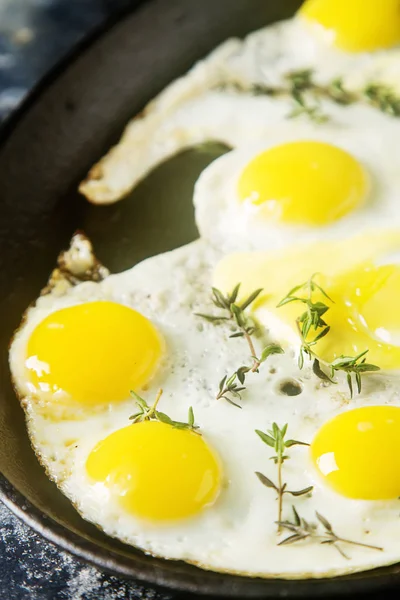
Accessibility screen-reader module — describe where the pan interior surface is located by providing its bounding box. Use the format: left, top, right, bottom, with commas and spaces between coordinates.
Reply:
1, 0, 400, 595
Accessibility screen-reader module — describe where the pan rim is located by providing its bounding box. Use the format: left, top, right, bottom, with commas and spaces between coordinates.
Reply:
2, 474, 400, 597
0, 1, 399, 595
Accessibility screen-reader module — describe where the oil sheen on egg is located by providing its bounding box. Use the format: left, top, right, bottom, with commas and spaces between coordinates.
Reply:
213, 230, 400, 368
80, 0, 400, 205
9, 237, 400, 578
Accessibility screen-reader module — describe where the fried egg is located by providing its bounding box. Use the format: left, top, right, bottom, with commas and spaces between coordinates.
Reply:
9, 234, 400, 578
80, 1, 400, 205
192, 113, 400, 253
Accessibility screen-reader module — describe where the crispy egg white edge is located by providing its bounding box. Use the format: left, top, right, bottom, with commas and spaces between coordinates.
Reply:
79, 15, 400, 205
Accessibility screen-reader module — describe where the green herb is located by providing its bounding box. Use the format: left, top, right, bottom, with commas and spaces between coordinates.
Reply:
329, 350, 380, 396
277, 274, 380, 397
197, 285, 284, 406
286, 69, 328, 123
196, 285, 262, 362
217, 69, 400, 122
129, 389, 200, 434
278, 506, 383, 558
217, 81, 277, 97
363, 83, 400, 116
276, 274, 333, 370
216, 343, 284, 408
255, 424, 312, 531
326, 77, 355, 105
216, 369, 248, 409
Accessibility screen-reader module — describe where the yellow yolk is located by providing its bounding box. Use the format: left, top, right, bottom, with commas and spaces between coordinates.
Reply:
313, 263, 400, 368
299, 0, 400, 52
86, 421, 221, 521
352, 264, 400, 345
237, 141, 367, 226
311, 406, 400, 499
26, 301, 163, 405
213, 232, 400, 369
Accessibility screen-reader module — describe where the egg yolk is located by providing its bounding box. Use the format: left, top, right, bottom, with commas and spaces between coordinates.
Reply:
311, 263, 400, 369
86, 421, 221, 521
311, 406, 400, 499
237, 141, 367, 226
26, 301, 163, 405
351, 264, 400, 346
299, 0, 400, 52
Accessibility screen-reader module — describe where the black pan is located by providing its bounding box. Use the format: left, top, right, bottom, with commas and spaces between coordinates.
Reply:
1, 1, 399, 597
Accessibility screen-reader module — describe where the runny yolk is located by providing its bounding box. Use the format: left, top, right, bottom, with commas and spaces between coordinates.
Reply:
311, 406, 400, 499
26, 301, 163, 405
86, 421, 222, 521
299, 0, 400, 52
237, 141, 368, 226
310, 264, 400, 370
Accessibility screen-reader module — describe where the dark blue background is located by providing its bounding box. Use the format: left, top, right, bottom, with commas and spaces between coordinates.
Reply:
0, 0, 110, 119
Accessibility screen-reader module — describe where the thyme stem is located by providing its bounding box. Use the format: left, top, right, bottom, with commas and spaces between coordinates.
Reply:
331, 537, 383, 551
243, 329, 259, 372
147, 388, 163, 419
277, 455, 284, 532
255, 424, 312, 533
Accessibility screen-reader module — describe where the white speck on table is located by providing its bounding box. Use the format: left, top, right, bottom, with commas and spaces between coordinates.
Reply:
0, 502, 173, 599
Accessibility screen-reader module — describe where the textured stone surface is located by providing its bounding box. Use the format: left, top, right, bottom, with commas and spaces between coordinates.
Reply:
0, 502, 173, 599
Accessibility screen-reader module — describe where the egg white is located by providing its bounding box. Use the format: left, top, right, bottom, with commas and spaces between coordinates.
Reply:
9, 238, 400, 578
79, 15, 400, 205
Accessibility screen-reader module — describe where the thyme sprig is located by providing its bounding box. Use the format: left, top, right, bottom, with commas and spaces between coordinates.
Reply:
129, 389, 200, 434
217, 344, 284, 408
276, 274, 333, 370
218, 69, 400, 122
216, 369, 248, 409
364, 83, 400, 116
196, 284, 262, 371
286, 69, 329, 123
329, 351, 380, 397
197, 285, 284, 406
255, 424, 312, 531
277, 275, 380, 397
278, 506, 383, 558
